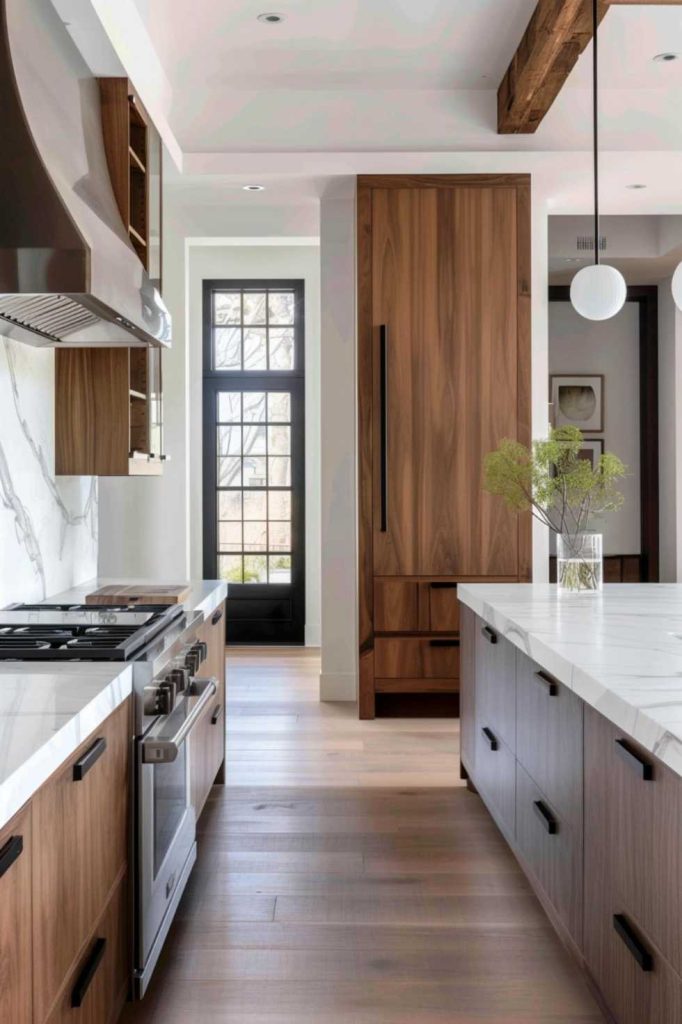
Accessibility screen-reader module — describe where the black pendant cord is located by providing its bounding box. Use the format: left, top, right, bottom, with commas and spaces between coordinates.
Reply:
593, 0, 600, 266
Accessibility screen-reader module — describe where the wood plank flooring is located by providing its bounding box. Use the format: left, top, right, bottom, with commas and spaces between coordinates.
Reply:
121, 648, 604, 1024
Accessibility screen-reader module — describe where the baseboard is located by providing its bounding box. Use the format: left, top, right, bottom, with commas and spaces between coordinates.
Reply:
319, 671, 357, 702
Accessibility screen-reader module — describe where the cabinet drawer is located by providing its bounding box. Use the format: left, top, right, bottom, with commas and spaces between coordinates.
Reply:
473, 723, 515, 840
584, 896, 682, 1024
474, 618, 516, 752
374, 637, 459, 679
516, 654, 583, 826
515, 763, 582, 944
46, 874, 129, 1024
584, 706, 682, 974
32, 700, 131, 1023
0, 806, 32, 1024
191, 692, 225, 817
374, 580, 459, 633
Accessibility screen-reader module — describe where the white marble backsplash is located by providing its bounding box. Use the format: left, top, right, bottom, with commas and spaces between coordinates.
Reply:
0, 338, 97, 605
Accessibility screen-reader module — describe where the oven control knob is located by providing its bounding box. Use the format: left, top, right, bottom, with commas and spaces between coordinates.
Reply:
156, 680, 175, 715
168, 667, 189, 694
197, 641, 208, 663
184, 647, 200, 675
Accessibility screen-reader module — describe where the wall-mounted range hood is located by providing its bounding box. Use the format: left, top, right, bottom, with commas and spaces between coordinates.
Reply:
0, 0, 171, 347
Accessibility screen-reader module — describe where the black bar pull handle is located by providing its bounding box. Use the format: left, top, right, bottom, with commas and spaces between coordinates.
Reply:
0, 835, 23, 879
533, 800, 558, 835
613, 914, 653, 972
430, 582, 458, 590
429, 639, 459, 648
379, 325, 388, 533
481, 625, 498, 645
72, 738, 107, 782
211, 704, 223, 725
614, 739, 654, 781
481, 726, 498, 751
533, 670, 559, 697
71, 937, 107, 1007
211, 606, 224, 626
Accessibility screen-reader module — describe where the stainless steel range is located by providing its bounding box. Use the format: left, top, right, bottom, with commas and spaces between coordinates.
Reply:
2, 602, 217, 998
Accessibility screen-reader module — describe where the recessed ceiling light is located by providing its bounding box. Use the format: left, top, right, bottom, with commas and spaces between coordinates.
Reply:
564, 258, 582, 264
626, 183, 647, 190
653, 52, 678, 63
257, 12, 284, 23
243, 184, 265, 192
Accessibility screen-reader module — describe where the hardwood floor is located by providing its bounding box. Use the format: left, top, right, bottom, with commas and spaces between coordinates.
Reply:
121, 648, 604, 1023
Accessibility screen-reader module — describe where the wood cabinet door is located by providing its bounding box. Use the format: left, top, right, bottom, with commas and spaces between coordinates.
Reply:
474, 619, 516, 753
0, 805, 32, 1024
371, 185, 521, 577
32, 700, 130, 1023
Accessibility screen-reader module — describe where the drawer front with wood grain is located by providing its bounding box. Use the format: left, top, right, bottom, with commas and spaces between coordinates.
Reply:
46, 874, 129, 1024
0, 805, 32, 1024
374, 637, 460, 679
32, 700, 131, 1024
515, 763, 582, 944
474, 723, 515, 840
374, 580, 459, 633
475, 620, 516, 752
516, 653, 583, 826
584, 705, 682, 975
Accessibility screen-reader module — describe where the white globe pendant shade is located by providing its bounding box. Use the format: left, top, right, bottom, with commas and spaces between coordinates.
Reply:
672, 262, 682, 312
570, 263, 627, 321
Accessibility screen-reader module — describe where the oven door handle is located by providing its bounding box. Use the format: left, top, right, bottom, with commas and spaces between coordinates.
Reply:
141, 677, 217, 764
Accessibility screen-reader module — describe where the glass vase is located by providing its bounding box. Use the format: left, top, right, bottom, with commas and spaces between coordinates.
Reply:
557, 532, 603, 593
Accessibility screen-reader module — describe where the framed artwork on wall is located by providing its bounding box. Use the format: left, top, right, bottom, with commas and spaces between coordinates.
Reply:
577, 438, 604, 468
550, 374, 604, 432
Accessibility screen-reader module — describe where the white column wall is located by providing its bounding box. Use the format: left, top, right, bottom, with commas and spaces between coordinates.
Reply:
658, 279, 682, 581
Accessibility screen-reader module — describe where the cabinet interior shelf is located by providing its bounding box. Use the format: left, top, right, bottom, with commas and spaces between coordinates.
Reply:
129, 146, 146, 174
129, 389, 147, 400
128, 224, 147, 247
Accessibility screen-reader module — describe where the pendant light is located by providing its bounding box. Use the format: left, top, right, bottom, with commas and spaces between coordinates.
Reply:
570, 0, 627, 321
672, 259, 682, 312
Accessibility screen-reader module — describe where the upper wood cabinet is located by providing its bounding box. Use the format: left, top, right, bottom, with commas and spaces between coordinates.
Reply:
98, 78, 162, 285
55, 346, 164, 476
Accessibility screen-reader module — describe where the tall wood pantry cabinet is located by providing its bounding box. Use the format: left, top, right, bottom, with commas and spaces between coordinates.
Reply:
357, 174, 532, 718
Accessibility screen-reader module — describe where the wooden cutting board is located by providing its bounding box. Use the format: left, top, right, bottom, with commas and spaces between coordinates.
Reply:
85, 584, 192, 606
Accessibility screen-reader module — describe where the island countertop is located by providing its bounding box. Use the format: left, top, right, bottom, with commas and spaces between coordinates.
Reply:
458, 583, 682, 778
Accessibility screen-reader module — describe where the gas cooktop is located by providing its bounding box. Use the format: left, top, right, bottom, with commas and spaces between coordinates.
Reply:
0, 603, 185, 661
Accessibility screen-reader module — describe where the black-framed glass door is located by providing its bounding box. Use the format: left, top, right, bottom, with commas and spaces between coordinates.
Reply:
202, 280, 305, 644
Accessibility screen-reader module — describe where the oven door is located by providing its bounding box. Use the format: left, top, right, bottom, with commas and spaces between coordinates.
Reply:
136, 677, 217, 996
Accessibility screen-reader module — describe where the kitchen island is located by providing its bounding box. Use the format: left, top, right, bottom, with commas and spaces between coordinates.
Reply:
458, 583, 682, 1024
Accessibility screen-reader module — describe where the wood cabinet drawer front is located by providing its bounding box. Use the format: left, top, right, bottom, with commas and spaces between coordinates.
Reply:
584, 896, 682, 1024
428, 584, 459, 632
374, 637, 459, 679
46, 874, 129, 1024
516, 654, 583, 826
515, 763, 582, 944
474, 619, 516, 752
191, 692, 225, 817
0, 806, 32, 1024
584, 706, 682, 974
33, 700, 131, 1023
473, 724, 515, 840
374, 581, 459, 633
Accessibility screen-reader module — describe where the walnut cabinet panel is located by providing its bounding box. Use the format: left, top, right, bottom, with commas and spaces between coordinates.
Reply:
358, 175, 531, 717
0, 805, 32, 1024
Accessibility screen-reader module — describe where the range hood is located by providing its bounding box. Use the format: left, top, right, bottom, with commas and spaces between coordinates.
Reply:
0, 0, 171, 347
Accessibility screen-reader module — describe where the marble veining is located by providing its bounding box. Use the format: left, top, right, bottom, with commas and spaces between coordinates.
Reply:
458, 583, 682, 778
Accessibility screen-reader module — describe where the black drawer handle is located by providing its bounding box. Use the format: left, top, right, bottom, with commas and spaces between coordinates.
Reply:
533, 800, 558, 835
211, 703, 223, 725
430, 582, 457, 590
533, 670, 558, 696
481, 625, 498, 645
481, 726, 498, 751
613, 914, 653, 972
0, 835, 23, 879
428, 639, 459, 648
211, 606, 224, 626
72, 737, 107, 781
614, 739, 653, 781
379, 324, 389, 533
71, 937, 107, 1007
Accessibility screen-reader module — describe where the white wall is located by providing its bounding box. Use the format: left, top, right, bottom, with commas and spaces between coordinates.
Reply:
187, 244, 321, 646
0, 338, 97, 604
548, 301, 641, 555
658, 279, 682, 581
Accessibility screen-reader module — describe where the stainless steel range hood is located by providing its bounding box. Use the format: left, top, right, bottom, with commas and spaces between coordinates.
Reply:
0, 0, 171, 347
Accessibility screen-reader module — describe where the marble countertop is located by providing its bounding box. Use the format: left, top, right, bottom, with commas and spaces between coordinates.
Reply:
0, 578, 226, 831
458, 583, 682, 778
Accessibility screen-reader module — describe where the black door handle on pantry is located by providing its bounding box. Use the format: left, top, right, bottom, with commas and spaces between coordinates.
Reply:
481, 727, 498, 751
613, 914, 653, 972
428, 639, 459, 648
211, 704, 223, 725
614, 739, 653, 781
533, 670, 558, 696
533, 800, 558, 835
71, 937, 107, 1007
481, 625, 498, 645
0, 835, 23, 879
72, 738, 107, 781
211, 606, 224, 626
379, 324, 389, 533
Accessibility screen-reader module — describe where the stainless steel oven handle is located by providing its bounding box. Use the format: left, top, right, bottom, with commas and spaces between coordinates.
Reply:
141, 677, 217, 764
